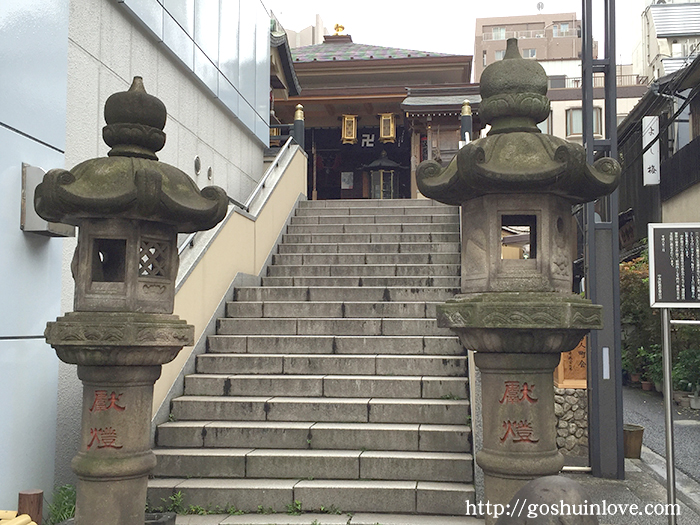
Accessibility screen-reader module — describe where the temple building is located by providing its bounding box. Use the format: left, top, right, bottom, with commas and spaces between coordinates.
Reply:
273, 32, 477, 199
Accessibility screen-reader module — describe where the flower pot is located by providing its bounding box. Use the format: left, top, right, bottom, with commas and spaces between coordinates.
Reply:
623, 423, 644, 459
630, 373, 641, 383
690, 395, 700, 410
678, 395, 691, 408
641, 381, 653, 391
655, 381, 663, 393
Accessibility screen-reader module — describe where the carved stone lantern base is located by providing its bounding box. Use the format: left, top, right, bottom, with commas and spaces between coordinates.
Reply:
46, 312, 193, 525
437, 292, 602, 523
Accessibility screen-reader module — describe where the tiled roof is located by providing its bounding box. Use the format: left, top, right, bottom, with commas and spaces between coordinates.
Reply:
292, 35, 454, 63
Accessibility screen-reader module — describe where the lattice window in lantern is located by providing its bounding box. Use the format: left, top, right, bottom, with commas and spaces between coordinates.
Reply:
139, 239, 169, 278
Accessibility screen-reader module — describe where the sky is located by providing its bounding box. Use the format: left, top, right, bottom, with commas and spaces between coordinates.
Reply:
261, 0, 648, 70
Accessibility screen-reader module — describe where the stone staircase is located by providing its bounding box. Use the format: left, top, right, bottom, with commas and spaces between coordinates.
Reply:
149, 199, 474, 518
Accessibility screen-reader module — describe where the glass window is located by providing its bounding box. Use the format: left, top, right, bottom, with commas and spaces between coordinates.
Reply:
493, 27, 506, 40
560, 22, 569, 35
523, 48, 536, 58
566, 107, 602, 136
495, 49, 505, 61
537, 111, 552, 134
483, 50, 487, 66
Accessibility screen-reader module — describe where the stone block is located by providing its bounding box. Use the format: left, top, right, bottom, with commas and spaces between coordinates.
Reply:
310, 423, 419, 451
246, 450, 360, 480
416, 481, 476, 515
203, 422, 312, 449
293, 480, 416, 514
419, 425, 471, 452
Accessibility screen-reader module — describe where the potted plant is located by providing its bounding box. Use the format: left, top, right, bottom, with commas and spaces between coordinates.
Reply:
674, 346, 700, 409
638, 345, 663, 391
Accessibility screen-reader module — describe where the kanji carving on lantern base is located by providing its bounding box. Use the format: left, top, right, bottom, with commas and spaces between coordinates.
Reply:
500, 420, 539, 444
88, 427, 123, 450
499, 380, 538, 404
90, 390, 126, 412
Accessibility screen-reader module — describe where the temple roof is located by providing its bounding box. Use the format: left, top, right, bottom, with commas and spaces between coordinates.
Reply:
292, 34, 454, 63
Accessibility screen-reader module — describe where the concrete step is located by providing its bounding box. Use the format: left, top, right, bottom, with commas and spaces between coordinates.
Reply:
185, 374, 468, 398
298, 198, 453, 208
215, 317, 454, 336
260, 276, 461, 287
171, 396, 470, 425
271, 252, 460, 265
295, 206, 457, 217
266, 264, 460, 277
207, 335, 464, 355
171, 514, 481, 525
148, 478, 475, 515
278, 242, 461, 254
282, 233, 460, 244
291, 213, 459, 225
195, 354, 467, 376
233, 286, 460, 302
226, 301, 441, 319
157, 421, 471, 453
286, 223, 460, 234
153, 448, 472, 483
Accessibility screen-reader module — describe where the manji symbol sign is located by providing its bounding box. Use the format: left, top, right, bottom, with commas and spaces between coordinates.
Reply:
499, 380, 539, 444
88, 390, 126, 450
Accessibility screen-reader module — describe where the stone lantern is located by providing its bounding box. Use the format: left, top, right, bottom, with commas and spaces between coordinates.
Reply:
417, 39, 620, 523
35, 77, 228, 525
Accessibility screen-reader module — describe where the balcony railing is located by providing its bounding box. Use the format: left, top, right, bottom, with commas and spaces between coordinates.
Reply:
482, 30, 545, 41
482, 28, 579, 41
551, 74, 649, 89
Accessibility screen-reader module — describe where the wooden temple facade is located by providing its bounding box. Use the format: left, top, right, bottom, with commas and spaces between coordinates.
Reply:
273, 34, 478, 200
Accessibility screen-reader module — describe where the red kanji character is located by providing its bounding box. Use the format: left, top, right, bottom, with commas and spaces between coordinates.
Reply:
512, 420, 539, 443
520, 382, 538, 403
90, 390, 125, 412
87, 427, 123, 450
500, 420, 517, 442
499, 381, 522, 404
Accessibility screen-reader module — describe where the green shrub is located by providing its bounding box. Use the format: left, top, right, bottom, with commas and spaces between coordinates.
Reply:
46, 485, 76, 525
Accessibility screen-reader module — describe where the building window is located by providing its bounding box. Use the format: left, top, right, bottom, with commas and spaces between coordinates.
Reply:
552, 24, 558, 37
560, 22, 569, 35
537, 111, 552, 134
483, 50, 487, 66
523, 48, 536, 59
495, 49, 505, 61
493, 27, 506, 40
566, 107, 602, 136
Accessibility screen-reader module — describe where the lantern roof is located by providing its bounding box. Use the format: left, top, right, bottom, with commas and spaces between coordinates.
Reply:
417, 39, 620, 205
35, 77, 228, 233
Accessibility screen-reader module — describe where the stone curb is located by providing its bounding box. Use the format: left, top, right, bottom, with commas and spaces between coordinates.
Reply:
638, 444, 700, 519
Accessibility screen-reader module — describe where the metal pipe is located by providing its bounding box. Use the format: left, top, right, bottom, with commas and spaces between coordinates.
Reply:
244, 136, 293, 209
661, 308, 677, 525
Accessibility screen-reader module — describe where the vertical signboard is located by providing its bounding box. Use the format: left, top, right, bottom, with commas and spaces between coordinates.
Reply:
643, 116, 660, 186
648, 223, 700, 308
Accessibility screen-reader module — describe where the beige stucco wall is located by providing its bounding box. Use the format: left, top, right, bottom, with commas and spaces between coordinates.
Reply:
154, 147, 307, 412
662, 184, 700, 223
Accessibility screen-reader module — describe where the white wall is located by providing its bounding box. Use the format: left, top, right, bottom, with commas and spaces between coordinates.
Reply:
53, 0, 273, 486
0, 0, 68, 509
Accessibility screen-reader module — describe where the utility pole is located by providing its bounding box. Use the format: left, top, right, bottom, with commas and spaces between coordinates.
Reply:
582, 0, 625, 479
